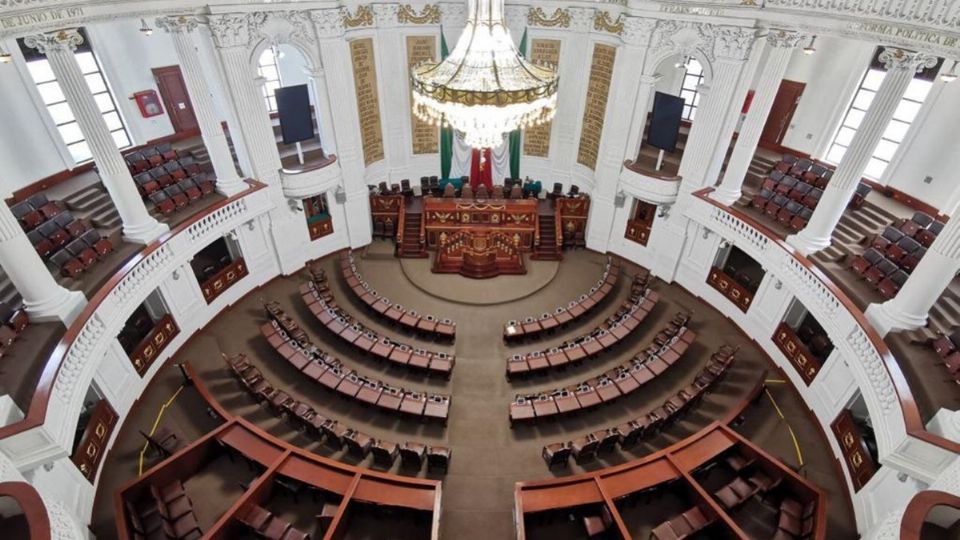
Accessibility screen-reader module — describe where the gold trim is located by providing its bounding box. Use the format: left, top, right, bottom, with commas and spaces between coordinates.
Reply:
398, 4, 441, 24
344, 5, 374, 28
593, 12, 624, 35
527, 7, 570, 28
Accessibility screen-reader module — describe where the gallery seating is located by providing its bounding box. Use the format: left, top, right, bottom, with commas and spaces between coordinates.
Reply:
123, 479, 203, 540
128, 145, 215, 214
650, 506, 717, 540
511, 313, 695, 425
236, 504, 311, 540
338, 253, 456, 340
260, 305, 450, 423
849, 212, 942, 298
503, 257, 624, 341
301, 272, 455, 378
538, 344, 735, 463
224, 354, 446, 474
0, 301, 29, 358
505, 279, 660, 379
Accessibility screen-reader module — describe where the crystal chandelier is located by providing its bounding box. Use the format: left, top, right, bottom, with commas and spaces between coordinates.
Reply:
411, 0, 559, 149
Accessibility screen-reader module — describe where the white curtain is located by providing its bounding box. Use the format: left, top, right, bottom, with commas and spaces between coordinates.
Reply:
450, 133, 510, 183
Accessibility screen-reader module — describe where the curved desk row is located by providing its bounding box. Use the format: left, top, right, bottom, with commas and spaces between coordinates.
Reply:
515, 378, 826, 540
260, 321, 450, 422
116, 362, 441, 540
503, 257, 625, 341
301, 281, 454, 378
337, 253, 456, 341
510, 321, 695, 425
506, 287, 659, 379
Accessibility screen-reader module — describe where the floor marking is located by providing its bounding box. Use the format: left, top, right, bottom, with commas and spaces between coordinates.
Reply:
764, 387, 805, 467
137, 384, 186, 476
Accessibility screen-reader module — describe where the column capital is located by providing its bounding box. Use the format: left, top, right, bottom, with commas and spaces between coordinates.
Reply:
310, 8, 346, 39
155, 15, 201, 34
22, 29, 83, 55
766, 29, 805, 49
208, 12, 266, 49
878, 46, 939, 73
621, 17, 658, 47
713, 26, 758, 61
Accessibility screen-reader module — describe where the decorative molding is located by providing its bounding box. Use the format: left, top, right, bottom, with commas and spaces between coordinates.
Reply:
593, 11, 624, 35
713, 25, 757, 61
207, 12, 267, 49
568, 7, 594, 33
878, 46, 940, 72
344, 5, 375, 29
22, 28, 83, 54
652, 20, 718, 64
527, 7, 570, 28
766, 28, 805, 48
397, 4, 441, 25
621, 16, 658, 47
155, 15, 199, 34
310, 8, 346, 39
373, 4, 399, 28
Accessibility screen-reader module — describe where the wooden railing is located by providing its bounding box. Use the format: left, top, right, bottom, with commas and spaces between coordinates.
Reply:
690, 187, 960, 460
900, 490, 960, 540
0, 481, 52, 540
0, 180, 269, 451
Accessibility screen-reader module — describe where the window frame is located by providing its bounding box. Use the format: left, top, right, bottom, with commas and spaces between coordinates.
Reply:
679, 57, 705, 122
257, 46, 284, 113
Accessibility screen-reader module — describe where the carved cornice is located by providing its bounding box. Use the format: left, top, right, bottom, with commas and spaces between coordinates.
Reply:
344, 5, 375, 29
310, 8, 345, 39
713, 25, 757, 61
568, 7, 594, 33
621, 16, 657, 47
22, 28, 82, 54
594, 11, 624, 36
373, 4, 399, 28
766, 28, 804, 48
652, 20, 717, 63
208, 12, 266, 49
878, 46, 940, 72
397, 4, 441, 25
527, 7, 570, 28
155, 15, 199, 34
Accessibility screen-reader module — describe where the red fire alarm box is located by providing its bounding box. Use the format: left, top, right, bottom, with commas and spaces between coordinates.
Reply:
133, 90, 164, 118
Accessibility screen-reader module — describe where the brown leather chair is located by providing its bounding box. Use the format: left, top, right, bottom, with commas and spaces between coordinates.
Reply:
426, 445, 451, 473
443, 183, 456, 198
541, 442, 571, 468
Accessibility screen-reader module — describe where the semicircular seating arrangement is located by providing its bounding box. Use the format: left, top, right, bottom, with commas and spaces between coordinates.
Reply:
506, 278, 659, 379
509, 312, 695, 425
540, 344, 739, 467
299, 268, 455, 378
338, 253, 457, 341
224, 353, 450, 473
261, 302, 450, 423
503, 256, 625, 341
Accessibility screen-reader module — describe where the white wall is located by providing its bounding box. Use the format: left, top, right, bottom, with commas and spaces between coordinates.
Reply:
780, 35, 875, 155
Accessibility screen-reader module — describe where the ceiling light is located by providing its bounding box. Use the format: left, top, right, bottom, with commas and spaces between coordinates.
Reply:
940, 60, 958, 83
803, 36, 817, 55
410, 0, 558, 149
674, 56, 687, 69
140, 18, 153, 36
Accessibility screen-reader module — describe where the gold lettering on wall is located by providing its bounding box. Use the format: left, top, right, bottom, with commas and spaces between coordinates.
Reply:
350, 38, 385, 166
576, 43, 616, 170
522, 39, 561, 158
406, 35, 439, 154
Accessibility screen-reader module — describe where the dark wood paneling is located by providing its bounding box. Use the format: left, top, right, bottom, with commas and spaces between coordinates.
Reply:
707, 266, 753, 313
772, 322, 821, 385
200, 258, 249, 304
71, 399, 118, 482
831, 409, 878, 492
128, 314, 179, 376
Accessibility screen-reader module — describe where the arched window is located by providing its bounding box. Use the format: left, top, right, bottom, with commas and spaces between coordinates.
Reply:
679, 58, 705, 121
258, 47, 283, 113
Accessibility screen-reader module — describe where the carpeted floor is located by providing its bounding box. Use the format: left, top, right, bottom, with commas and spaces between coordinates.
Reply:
91, 245, 858, 539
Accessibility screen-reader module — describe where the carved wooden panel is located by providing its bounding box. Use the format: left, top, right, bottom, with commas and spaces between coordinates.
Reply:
772, 322, 821, 385
128, 314, 179, 376
200, 258, 249, 304
71, 399, 117, 483
831, 409, 878, 491
707, 266, 753, 312
350, 38, 385, 166
576, 43, 616, 170
523, 39, 561, 158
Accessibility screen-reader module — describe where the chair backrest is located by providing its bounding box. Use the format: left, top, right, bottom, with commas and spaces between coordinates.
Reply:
37, 221, 60, 237
882, 226, 904, 242
509, 185, 523, 199
770, 170, 784, 182
50, 250, 73, 267
476, 185, 489, 198
65, 238, 88, 256
930, 220, 946, 235
53, 212, 75, 228
461, 184, 473, 199
156, 142, 173, 154
898, 236, 921, 252
149, 191, 169, 204
569, 184, 580, 196
401, 179, 410, 190
552, 182, 562, 194
864, 248, 883, 265
179, 155, 196, 166
27, 194, 48, 208
443, 183, 456, 197
378, 181, 388, 193
81, 229, 101, 245
9, 201, 33, 218
913, 211, 934, 228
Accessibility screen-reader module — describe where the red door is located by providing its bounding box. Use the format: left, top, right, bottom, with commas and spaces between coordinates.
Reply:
760, 80, 805, 148
152, 66, 199, 134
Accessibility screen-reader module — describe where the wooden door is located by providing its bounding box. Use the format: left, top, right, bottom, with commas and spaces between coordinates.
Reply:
759, 80, 805, 148
152, 66, 199, 134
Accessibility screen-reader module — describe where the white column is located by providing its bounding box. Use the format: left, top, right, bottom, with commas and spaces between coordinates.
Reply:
788, 47, 938, 254
23, 30, 168, 244
677, 27, 757, 193
866, 208, 960, 334
305, 67, 338, 156
625, 73, 662, 162
715, 30, 803, 204
156, 16, 246, 196
0, 201, 85, 323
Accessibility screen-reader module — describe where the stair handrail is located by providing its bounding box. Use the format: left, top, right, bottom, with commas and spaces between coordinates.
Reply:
418, 201, 426, 250
533, 207, 541, 250
396, 196, 406, 251
555, 209, 563, 249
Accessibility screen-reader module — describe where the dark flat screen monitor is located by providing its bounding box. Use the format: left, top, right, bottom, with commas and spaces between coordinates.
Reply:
647, 92, 684, 153
276, 84, 314, 145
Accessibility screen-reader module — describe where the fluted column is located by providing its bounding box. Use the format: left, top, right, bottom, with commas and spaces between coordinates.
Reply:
305, 67, 338, 155
23, 30, 168, 244
788, 47, 938, 254
626, 73, 662, 162
678, 27, 757, 192
866, 208, 960, 334
0, 202, 85, 323
715, 30, 804, 204
156, 16, 246, 196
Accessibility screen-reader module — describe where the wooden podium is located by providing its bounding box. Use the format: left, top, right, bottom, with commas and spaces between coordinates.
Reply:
433, 230, 525, 278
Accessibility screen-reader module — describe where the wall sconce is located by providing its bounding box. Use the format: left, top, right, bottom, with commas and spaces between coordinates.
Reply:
288, 199, 303, 212
245, 220, 255, 231
0, 45, 11, 64
335, 186, 347, 204
657, 205, 671, 218
139, 18, 154, 36
803, 35, 817, 55
940, 60, 958, 83
702, 229, 711, 240
719, 240, 729, 249
614, 191, 626, 208
172, 269, 180, 281
774, 279, 782, 290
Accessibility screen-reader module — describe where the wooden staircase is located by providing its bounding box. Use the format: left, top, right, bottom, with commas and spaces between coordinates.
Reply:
396, 212, 427, 258
531, 214, 562, 261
